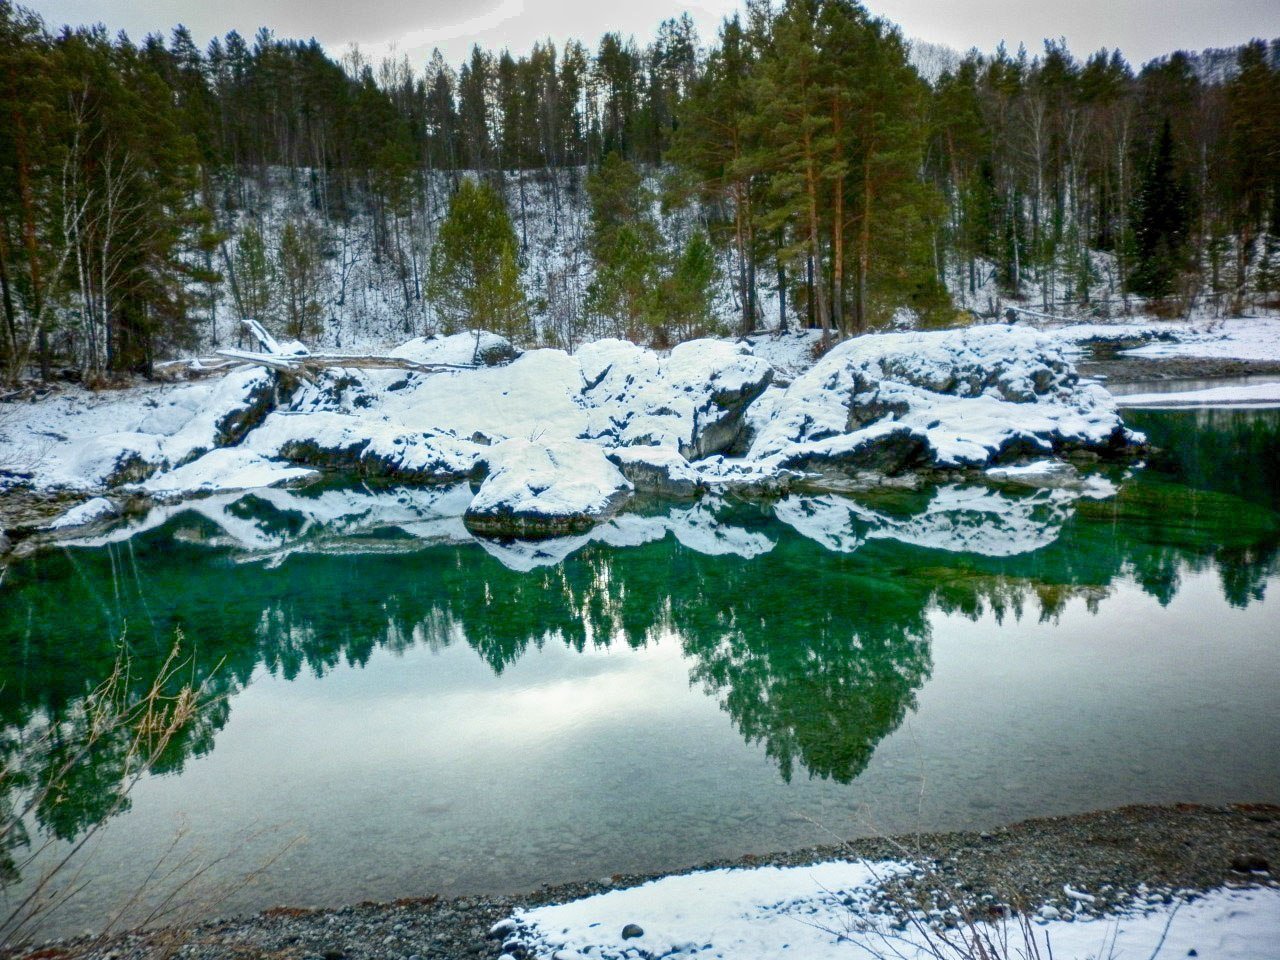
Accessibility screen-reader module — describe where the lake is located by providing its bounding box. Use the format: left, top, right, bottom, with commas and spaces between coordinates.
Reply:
1, 406, 1277, 938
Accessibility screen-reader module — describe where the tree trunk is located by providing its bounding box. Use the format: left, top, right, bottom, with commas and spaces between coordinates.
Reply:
803, 134, 830, 335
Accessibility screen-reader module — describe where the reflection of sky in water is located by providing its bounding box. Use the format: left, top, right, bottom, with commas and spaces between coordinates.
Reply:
1, 408, 1278, 935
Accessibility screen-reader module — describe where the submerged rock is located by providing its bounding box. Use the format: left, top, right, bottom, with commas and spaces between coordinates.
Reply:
464, 438, 633, 538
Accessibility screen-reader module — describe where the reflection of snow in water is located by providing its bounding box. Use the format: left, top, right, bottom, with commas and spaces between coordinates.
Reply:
776, 474, 1118, 558
60, 469, 1118, 569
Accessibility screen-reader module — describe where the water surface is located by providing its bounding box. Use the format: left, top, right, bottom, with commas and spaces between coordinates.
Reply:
1, 408, 1277, 936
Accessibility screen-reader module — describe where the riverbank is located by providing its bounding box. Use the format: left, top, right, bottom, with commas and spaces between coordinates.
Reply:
1080, 355, 1280, 384
10, 803, 1276, 960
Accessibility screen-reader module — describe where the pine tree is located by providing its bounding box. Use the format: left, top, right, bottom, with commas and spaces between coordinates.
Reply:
235, 223, 275, 325
1129, 118, 1190, 300
584, 152, 663, 342
661, 229, 719, 342
278, 219, 325, 340
427, 178, 529, 339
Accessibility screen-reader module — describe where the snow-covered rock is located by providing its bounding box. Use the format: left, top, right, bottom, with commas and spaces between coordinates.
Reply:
49, 497, 119, 530
388, 330, 520, 367
11, 326, 1147, 542
139, 447, 316, 494
464, 438, 633, 537
749, 325, 1134, 477
606, 446, 703, 497
577, 338, 773, 459
246, 411, 482, 482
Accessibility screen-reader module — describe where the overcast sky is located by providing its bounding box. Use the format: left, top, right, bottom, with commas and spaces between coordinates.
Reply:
25, 0, 1280, 70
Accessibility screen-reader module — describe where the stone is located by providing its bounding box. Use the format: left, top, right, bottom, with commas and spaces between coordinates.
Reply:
621, 923, 644, 940
487, 918, 518, 939
1230, 854, 1270, 873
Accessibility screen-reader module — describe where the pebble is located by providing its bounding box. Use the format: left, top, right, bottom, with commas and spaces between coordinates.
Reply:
23, 804, 1280, 960
621, 923, 644, 939
488, 918, 518, 939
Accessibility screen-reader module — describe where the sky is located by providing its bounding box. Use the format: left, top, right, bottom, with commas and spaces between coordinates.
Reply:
24, 0, 1280, 70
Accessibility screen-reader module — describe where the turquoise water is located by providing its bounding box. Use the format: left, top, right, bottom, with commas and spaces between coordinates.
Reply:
0, 408, 1277, 936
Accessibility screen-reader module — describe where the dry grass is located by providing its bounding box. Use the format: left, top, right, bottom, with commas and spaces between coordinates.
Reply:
0, 631, 242, 952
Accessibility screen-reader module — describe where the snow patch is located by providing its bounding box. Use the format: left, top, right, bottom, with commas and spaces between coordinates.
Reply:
139, 448, 316, 494
49, 497, 119, 530
510, 864, 1280, 960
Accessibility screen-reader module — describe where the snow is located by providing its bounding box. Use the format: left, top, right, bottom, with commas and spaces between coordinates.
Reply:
1042, 316, 1280, 365
388, 330, 516, 367
576, 337, 772, 457
139, 447, 316, 493
48, 497, 118, 530
0, 367, 274, 490
606, 445, 703, 496
1119, 317, 1280, 362
739, 330, 824, 383
748, 325, 1129, 473
465, 438, 633, 530
1115, 381, 1280, 408
6, 323, 1148, 538
508, 861, 1280, 960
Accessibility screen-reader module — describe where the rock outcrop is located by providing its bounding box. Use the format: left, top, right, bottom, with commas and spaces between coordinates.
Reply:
464, 438, 633, 537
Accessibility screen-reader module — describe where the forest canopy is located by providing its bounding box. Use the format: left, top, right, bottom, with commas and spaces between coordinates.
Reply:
0, 0, 1277, 379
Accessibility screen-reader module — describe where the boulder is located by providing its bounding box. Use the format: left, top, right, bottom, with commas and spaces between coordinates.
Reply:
750, 325, 1137, 479
577, 338, 773, 460
606, 446, 703, 497
464, 438, 633, 538
389, 331, 520, 368
247, 411, 481, 483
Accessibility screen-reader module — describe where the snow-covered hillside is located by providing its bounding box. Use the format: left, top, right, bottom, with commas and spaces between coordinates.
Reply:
211, 168, 757, 356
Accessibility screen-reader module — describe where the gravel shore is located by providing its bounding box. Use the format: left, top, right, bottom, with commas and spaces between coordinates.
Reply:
9, 803, 1277, 960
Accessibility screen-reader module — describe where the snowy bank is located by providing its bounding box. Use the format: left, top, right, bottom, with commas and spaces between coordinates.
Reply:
505, 863, 1280, 960
5, 325, 1144, 540
746, 325, 1133, 476
1115, 381, 1280, 408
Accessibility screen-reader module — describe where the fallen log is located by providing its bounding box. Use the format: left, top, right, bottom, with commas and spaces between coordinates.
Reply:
214, 348, 477, 378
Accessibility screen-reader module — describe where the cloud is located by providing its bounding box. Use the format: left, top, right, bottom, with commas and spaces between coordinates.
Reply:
361, 0, 525, 60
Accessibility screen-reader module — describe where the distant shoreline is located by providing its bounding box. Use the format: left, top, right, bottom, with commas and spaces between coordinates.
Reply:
14, 802, 1279, 960
1081, 355, 1280, 384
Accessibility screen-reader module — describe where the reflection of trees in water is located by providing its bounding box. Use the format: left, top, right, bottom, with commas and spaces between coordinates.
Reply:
0, 640, 225, 900
0, 466, 1277, 857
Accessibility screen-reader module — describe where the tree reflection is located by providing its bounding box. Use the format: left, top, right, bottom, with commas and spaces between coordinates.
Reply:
1, 418, 1278, 866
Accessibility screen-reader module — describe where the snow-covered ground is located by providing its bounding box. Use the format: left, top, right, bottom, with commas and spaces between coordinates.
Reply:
502, 862, 1280, 960
1, 325, 1142, 542
6, 315, 1280, 545
1120, 317, 1280, 363
1050, 316, 1280, 362
1116, 381, 1280, 408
